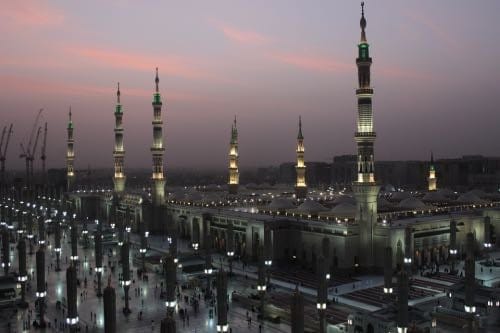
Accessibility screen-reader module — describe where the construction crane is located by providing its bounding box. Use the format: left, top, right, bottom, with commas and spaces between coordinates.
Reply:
0, 124, 13, 185
40, 122, 48, 183
20, 108, 43, 188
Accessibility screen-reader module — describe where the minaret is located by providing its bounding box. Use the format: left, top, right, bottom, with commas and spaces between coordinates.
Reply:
351, 2, 380, 269
428, 152, 437, 191
66, 108, 75, 192
151, 68, 166, 206
113, 83, 126, 193
295, 116, 307, 200
228, 116, 239, 195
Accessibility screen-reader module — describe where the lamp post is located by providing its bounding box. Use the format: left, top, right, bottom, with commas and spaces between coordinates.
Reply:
95, 219, 103, 297
54, 211, 61, 271
226, 221, 234, 277
257, 246, 266, 321
121, 241, 131, 315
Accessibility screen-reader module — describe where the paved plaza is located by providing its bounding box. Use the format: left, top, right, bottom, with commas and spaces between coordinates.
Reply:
5, 231, 293, 332
4, 228, 500, 332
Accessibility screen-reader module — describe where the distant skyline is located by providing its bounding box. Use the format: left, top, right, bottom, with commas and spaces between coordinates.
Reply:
2, 0, 500, 171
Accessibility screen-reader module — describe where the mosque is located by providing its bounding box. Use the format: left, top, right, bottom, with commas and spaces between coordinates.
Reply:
1, 3, 499, 333
61, 2, 500, 280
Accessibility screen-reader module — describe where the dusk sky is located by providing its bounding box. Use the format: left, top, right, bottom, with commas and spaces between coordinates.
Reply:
1, 0, 500, 171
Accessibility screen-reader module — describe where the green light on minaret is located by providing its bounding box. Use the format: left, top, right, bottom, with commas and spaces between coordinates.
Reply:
153, 93, 161, 104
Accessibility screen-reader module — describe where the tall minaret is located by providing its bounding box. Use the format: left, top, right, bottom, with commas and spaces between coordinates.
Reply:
228, 116, 239, 195
351, 2, 380, 269
427, 151, 437, 191
66, 108, 75, 192
113, 82, 126, 193
295, 116, 307, 200
151, 68, 165, 206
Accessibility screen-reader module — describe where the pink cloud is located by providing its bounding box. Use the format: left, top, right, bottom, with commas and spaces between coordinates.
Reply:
67, 46, 207, 79
1, 1, 64, 26
0, 75, 196, 101
210, 20, 270, 45
269, 52, 354, 73
269, 52, 432, 81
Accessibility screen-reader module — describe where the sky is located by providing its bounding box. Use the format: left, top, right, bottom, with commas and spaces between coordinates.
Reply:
1, 0, 500, 171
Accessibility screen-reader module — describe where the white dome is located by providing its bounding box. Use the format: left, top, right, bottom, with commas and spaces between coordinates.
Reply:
329, 202, 356, 218
332, 196, 356, 205
466, 189, 487, 199
377, 197, 393, 208
202, 192, 221, 203
457, 192, 485, 204
390, 191, 412, 201
268, 198, 295, 211
422, 191, 447, 203
398, 197, 427, 210
437, 189, 455, 197
292, 200, 328, 214
382, 184, 396, 192
171, 190, 187, 201
186, 192, 203, 202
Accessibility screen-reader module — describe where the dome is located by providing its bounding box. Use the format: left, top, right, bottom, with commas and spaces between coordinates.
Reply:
186, 192, 203, 202
390, 191, 412, 201
202, 192, 221, 203
268, 198, 295, 211
466, 189, 487, 199
381, 184, 396, 193
291, 200, 328, 214
457, 192, 485, 204
437, 188, 455, 197
398, 197, 427, 210
329, 202, 356, 218
171, 190, 187, 201
422, 191, 447, 203
377, 197, 393, 209
332, 195, 356, 205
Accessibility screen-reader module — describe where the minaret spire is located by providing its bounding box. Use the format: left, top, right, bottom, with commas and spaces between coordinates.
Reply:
151, 67, 166, 207
298, 115, 303, 140
113, 82, 126, 193
228, 116, 239, 195
117, 82, 121, 103
295, 116, 307, 199
155, 67, 159, 93
66, 106, 75, 192
352, 2, 380, 269
360, 2, 367, 42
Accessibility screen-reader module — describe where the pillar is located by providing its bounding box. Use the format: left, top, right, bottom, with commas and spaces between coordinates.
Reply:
36, 248, 47, 327
121, 241, 131, 314
104, 281, 117, 333
216, 268, 228, 332
291, 286, 304, 333
66, 264, 79, 332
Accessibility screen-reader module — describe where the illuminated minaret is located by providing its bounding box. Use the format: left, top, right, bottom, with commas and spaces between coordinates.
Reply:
66, 108, 75, 192
113, 83, 126, 193
151, 68, 165, 206
295, 116, 307, 200
351, 2, 380, 269
228, 116, 239, 195
428, 152, 437, 191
